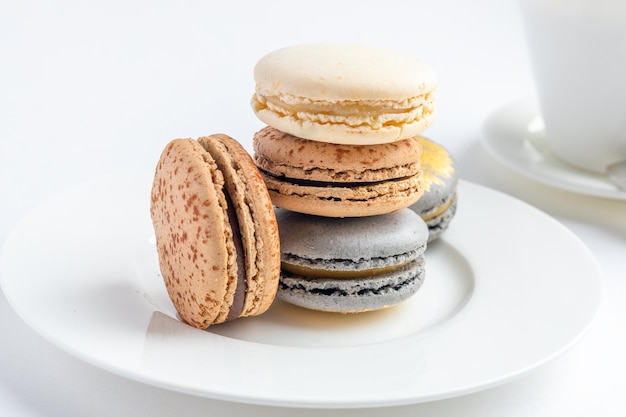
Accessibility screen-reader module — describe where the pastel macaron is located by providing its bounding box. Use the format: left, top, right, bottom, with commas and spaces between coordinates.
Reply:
275, 208, 429, 313
409, 137, 459, 241
150, 134, 281, 328
253, 126, 425, 217
251, 43, 437, 145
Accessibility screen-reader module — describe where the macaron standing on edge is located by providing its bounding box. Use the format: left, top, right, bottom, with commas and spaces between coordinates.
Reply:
150, 134, 281, 329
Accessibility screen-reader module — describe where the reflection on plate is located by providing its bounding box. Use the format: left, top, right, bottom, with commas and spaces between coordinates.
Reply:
0, 171, 602, 408
481, 97, 626, 200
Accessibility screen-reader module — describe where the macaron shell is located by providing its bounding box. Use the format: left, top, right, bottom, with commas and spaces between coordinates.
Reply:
253, 44, 437, 101
253, 127, 422, 182
197, 134, 281, 317
275, 208, 428, 266
261, 170, 424, 217
150, 139, 234, 328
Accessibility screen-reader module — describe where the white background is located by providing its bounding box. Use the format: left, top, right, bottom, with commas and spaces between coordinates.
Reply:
1, 0, 625, 415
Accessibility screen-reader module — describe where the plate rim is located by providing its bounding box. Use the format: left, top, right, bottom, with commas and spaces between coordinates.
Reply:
0, 172, 603, 408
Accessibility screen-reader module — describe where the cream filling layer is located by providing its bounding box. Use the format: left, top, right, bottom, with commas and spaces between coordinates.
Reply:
252, 92, 435, 129
281, 260, 411, 279
421, 195, 454, 221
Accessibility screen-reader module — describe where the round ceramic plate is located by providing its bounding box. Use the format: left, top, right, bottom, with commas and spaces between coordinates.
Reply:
481, 97, 626, 200
0, 171, 602, 408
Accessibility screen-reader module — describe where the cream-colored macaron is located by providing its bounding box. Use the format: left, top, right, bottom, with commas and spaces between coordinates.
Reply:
251, 43, 437, 145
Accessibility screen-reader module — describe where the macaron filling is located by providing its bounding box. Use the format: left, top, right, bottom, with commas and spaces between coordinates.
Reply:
280, 264, 420, 297
253, 93, 435, 131
223, 191, 247, 322
280, 248, 421, 279
281, 259, 412, 279
420, 194, 455, 221
254, 154, 421, 183
259, 169, 423, 204
260, 170, 418, 189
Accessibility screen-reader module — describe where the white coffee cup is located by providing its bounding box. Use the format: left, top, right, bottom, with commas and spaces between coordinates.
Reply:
519, 0, 626, 174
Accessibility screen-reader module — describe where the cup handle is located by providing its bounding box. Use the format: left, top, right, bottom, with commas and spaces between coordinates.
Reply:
607, 160, 626, 191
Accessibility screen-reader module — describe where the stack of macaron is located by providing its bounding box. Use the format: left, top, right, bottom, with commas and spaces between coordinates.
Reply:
250, 43, 450, 313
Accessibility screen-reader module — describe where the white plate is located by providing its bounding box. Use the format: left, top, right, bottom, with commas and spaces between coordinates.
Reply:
0, 172, 602, 408
481, 97, 626, 200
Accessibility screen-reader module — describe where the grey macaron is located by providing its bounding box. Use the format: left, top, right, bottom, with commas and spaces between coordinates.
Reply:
275, 208, 429, 313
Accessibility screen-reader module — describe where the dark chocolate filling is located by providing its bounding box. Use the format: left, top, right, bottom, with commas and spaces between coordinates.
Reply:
278, 269, 418, 296
224, 191, 247, 321
260, 169, 414, 188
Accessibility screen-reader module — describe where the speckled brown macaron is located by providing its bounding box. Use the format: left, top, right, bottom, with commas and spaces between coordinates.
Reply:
150, 134, 280, 329
253, 126, 425, 217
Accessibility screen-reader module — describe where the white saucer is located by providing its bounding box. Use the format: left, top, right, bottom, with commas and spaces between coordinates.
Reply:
0, 171, 602, 408
481, 97, 626, 200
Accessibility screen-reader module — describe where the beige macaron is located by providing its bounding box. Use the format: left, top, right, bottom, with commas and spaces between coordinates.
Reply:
253, 126, 424, 217
150, 134, 280, 329
251, 43, 437, 145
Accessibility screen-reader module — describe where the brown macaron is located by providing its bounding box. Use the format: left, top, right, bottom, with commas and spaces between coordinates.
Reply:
253, 126, 424, 217
150, 134, 280, 329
